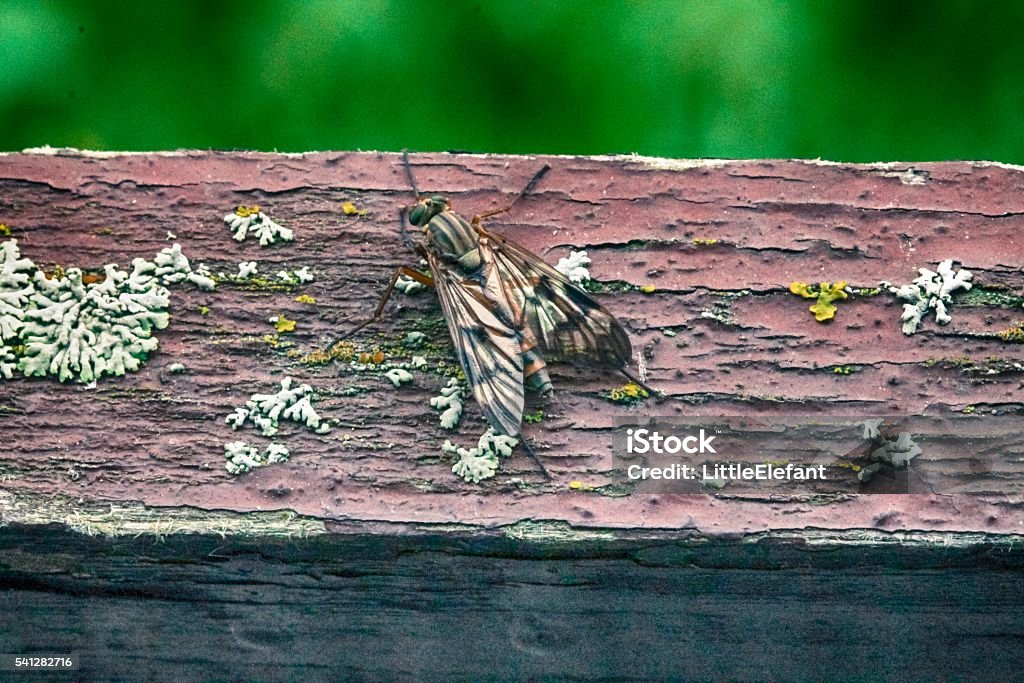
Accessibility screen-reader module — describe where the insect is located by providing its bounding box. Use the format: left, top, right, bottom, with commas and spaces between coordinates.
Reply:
336, 152, 646, 475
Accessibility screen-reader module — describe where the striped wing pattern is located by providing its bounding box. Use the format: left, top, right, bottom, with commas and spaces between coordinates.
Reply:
427, 251, 525, 436
476, 226, 632, 367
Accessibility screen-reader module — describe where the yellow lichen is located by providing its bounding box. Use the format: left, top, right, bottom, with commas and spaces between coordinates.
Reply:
568, 481, 595, 491
341, 201, 368, 217
692, 238, 718, 246
301, 349, 333, 365
789, 282, 814, 298
331, 341, 355, 361
0, 224, 9, 237
607, 382, 649, 404
997, 322, 1024, 343
790, 281, 849, 322
639, 285, 657, 294
358, 350, 386, 365
234, 205, 261, 218
274, 315, 296, 333
294, 294, 317, 304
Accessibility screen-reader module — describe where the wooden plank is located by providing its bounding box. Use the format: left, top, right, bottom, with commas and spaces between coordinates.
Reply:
0, 149, 1022, 535
0, 523, 1022, 681
2, 150, 1023, 681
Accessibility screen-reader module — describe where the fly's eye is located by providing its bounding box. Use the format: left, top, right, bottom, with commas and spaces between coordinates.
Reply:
408, 204, 427, 226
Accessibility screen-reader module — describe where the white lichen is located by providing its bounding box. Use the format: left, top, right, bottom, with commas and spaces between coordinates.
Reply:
871, 431, 922, 468
282, 395, 323, 431
236, 261, 258, 279
555, 250, 592, 284
225, 407, 250, 429
224, 441, 258, 473
404, 331, 426, 347
885, 259, 973, 334
167, 362, 187, 374
154, 243, 217, 291
0, 239, 215, 383
277, 267, 314, 284
411, 355, 427, 369
0, 240, 35, 378
20, 260, 171, 382
225, 377, 329, 437
224, 441, 291, 475
385, 368, 413, 387
264, 443, 291, 461
224, 208, 294, 246
444, 428, 519, 483
857, 424, 923, 483
430, 378, 465, 430
857, 462, 882, 483
395, 275, 427, 294
860, 418, 883, 440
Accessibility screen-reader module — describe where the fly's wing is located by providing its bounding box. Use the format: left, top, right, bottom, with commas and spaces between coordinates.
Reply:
476, 226, 632, 367
427, 251, 525, 436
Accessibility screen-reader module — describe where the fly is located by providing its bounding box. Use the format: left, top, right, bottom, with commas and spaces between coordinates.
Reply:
335, 152, 651, 477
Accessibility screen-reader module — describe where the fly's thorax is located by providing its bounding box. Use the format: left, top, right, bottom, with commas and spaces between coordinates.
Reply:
426, 211, 483, 272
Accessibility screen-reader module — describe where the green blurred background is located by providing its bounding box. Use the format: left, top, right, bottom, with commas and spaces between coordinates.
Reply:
2, 0, 1024, 162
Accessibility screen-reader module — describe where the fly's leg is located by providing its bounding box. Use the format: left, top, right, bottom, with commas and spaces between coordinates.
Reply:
471, 164, 551, 225
330, 266, 433, 348
398, 207, 417, 253
519, 437, 552, 481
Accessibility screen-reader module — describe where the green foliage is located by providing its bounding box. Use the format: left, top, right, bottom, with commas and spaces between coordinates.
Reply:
2, 1, 1024, 161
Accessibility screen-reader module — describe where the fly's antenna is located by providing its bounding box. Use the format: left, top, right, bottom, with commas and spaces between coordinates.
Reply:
401, 149, 420, 199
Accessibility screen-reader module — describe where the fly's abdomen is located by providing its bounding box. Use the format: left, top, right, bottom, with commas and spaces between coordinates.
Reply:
426, 211, 482, 271
522, 347, 553, 395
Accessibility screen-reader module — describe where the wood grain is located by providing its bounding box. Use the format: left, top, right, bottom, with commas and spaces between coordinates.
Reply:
0, 149, 1022, 535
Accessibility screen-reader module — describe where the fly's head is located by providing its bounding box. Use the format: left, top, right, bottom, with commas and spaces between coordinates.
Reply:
408, 195, 449, 227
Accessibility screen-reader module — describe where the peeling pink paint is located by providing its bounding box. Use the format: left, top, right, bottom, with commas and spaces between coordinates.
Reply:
0, 151, 1021, 536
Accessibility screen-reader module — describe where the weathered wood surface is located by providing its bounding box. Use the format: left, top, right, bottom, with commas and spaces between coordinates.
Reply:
0, 149, 1023, 535
1, 526, 1022, 682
